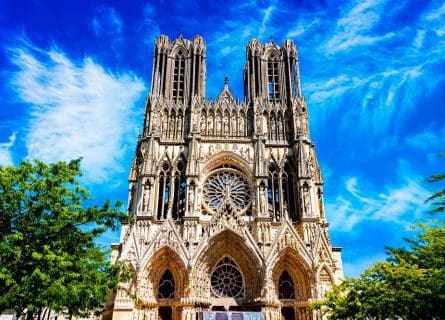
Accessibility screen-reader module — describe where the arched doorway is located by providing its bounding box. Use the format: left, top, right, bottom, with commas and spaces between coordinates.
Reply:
271, 249, 312, 320
278, 271, 295, 320
143, 246, 187, 320
158, 269, 175, 320
190, 230, 263, 313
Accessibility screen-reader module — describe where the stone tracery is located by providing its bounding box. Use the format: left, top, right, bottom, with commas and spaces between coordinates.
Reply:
210, 256, 244, 298
202, 168, 251, 215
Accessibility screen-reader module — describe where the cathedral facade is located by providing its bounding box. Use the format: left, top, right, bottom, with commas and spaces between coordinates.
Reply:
108, 34, 343, 320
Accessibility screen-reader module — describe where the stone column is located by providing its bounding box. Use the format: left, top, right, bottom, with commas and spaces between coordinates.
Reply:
181, 306, 197, 320
262, 306, 280, 320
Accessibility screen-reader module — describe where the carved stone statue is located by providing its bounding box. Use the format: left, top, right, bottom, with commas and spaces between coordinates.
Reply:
143, 184, 151, 212
259, 185, 267, 215
304, 191, 311, 215
224, 116, 229, 135
216, 115, 222, 135
200, 114, 206, 133
208, 115, 213, 134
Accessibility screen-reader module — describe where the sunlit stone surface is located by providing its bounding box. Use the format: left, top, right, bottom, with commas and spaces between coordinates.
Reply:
106, 35, 344, 320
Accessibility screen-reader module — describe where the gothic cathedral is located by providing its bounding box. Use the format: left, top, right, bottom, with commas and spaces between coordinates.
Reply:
108, 35, 343, 320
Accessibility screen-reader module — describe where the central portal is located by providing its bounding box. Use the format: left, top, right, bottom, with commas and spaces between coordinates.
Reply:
159, 307, 172, 320
281, 307, 295, 320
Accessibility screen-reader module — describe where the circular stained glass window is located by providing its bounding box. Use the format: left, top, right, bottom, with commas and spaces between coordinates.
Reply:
202, 168, 251, 214
211, 257, 244, 298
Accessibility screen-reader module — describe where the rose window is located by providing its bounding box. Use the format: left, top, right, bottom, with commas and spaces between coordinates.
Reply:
211, 256, 244, 298
202, 168, 251, 214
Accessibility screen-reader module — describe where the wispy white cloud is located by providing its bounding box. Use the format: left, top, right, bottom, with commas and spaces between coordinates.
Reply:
206, 1, 279, 97
324, 0, 394, 53
91, 6, 123, 37
299, 0, 444, 151
405, 127, 445, 151
258, 4, 275, 39
141, 3, 161, 46
8, 41, 146, 183
424, 1, 445, 21
286, 18, 320, 38
326, 176, 429, 232
0, 133, 16, 166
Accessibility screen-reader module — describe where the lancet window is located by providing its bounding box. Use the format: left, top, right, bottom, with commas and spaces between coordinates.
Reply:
173, 51, 185, 102
290, 59, 298, 97
279, 271, 295, 299
268, 161, 296, 221
157, 163, 172, 220
172, 159, 186, 220
267, 56, 280, 101
158, 270, 175, 299
157, 159, 187, 220
211, 256, 244, 298
283, 160, 297, 221
268, 165, 280, 220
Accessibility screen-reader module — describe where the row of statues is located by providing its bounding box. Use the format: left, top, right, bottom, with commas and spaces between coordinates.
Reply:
200, 110, 248, 137
161, 110, 185, 139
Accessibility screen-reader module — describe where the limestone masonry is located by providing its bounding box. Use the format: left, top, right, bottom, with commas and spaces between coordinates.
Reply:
107, 34, 343, 320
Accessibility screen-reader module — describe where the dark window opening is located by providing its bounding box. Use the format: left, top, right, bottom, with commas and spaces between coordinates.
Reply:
157, 163, 172, 220
267, 60, 280, 101
158, 270, 175, 299
279, 271, 295, 299
268, 165, 280, 220
173, 52, 185, 102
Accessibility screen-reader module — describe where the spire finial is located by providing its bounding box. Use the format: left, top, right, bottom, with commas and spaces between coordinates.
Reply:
224, 76, 229, 86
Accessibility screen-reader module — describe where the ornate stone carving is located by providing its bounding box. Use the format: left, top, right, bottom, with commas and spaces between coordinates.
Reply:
112, 35, 343, 320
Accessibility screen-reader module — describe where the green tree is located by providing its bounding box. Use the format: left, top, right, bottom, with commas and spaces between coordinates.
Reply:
425, 152, 445, 214
312, 166, 445, 319
0, 159, 131, 319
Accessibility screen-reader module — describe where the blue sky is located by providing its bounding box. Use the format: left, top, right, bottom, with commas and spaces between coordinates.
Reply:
0, 0, 444, 277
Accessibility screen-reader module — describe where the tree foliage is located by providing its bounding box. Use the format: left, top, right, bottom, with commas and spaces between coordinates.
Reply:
0, 159, 131, 318
312, 165, 445, 319
425, 152, 445, 215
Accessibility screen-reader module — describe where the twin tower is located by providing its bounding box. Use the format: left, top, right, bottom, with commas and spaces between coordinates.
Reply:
108, 34, 343, 320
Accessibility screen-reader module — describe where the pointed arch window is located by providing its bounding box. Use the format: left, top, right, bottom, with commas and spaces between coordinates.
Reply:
268, 165, 280, 220
173, 50, 185, 102
290, 58, 298, 98
172, 159, 186, 220
158, 270, 175, 299
283, 160, 297, 221
279, 271, 295, 299
211, 256, 244, 298
267, 55, 280, 101
157, 163, 172, 220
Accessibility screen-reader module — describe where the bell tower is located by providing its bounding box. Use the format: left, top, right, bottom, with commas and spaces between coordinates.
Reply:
151, 34, 206, 101
244, 38, 301, 104
109, 35, 343, 320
